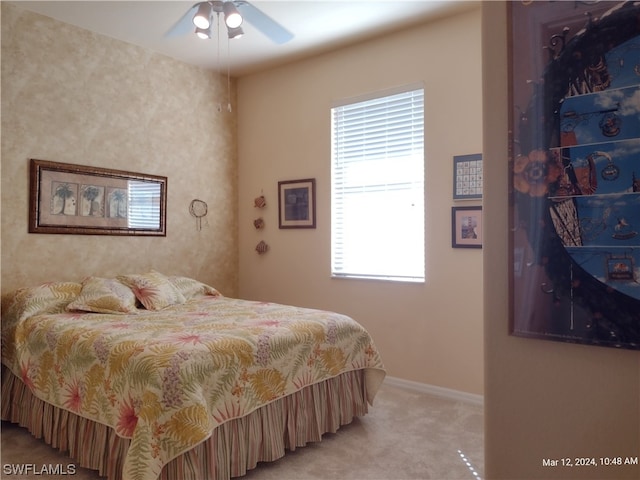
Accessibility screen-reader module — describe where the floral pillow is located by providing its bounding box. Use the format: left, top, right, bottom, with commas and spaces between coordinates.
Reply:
168, 275, 221, 300
117, 271, 186, 311
2, 282, 82, 327
66, 277, 139, 315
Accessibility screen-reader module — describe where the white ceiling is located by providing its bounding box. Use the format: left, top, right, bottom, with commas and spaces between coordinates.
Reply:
9, 0, 476, 76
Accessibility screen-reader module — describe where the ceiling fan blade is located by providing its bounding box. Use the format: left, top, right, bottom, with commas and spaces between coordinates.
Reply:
235, 1, 294, 44
164, 3, 200, 37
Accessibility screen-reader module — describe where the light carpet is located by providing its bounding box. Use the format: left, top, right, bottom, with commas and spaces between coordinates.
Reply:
1, 382, 484, 480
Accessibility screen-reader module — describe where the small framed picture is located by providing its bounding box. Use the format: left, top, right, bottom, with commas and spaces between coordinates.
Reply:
278, 178, 316, 229
452, 206, 482, 248
453, 153, 483, 200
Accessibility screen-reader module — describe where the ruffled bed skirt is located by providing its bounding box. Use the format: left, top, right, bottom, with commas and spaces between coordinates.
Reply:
1, 366, 368, 480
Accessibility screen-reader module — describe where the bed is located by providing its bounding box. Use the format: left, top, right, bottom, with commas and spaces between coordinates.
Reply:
1, 272, 385, 480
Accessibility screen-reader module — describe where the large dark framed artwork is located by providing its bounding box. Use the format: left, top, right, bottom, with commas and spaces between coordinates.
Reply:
29, 159, 167, 236
509, 1, 640, 350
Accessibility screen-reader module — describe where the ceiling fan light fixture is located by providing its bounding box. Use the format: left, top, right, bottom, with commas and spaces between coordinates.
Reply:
227, 26, 244, 39
195, 27, 212, 40
223, 2, 243, 29
193, 2, 212, 30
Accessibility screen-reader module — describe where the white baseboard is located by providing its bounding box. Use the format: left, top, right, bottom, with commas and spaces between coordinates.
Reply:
383, 376, 484, 407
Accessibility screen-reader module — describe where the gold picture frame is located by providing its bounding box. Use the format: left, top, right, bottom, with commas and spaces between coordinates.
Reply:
29, 159, 167, 236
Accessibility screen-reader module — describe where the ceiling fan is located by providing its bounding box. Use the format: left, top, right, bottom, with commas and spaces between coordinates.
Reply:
166, 1, 294, 44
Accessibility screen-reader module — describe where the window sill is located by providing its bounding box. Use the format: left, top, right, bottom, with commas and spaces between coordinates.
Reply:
331, 274, 425, 284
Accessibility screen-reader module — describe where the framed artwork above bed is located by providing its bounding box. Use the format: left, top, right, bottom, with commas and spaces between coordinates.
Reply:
29, 159, 167, 236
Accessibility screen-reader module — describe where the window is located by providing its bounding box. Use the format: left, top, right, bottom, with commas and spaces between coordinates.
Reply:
331, 86, 425, 282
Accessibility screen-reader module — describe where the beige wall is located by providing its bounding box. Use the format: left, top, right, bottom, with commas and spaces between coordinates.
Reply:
237, 6, 484, 395
482, 2, 640, 479
1, 4, 239, 296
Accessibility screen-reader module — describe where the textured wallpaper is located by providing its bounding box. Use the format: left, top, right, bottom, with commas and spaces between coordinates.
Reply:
1, 4, 239, 295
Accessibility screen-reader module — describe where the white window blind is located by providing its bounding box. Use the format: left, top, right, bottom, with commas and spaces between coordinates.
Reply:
331, 86, 425, 282
128, 181, 161, 229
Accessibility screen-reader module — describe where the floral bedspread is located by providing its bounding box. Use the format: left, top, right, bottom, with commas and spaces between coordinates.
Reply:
1, 295, 385, 480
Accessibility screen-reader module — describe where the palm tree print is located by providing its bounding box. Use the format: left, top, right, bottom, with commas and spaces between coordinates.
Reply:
53, 183, 75, 215
110, 189, 127, 218
81, 185, 102, 216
